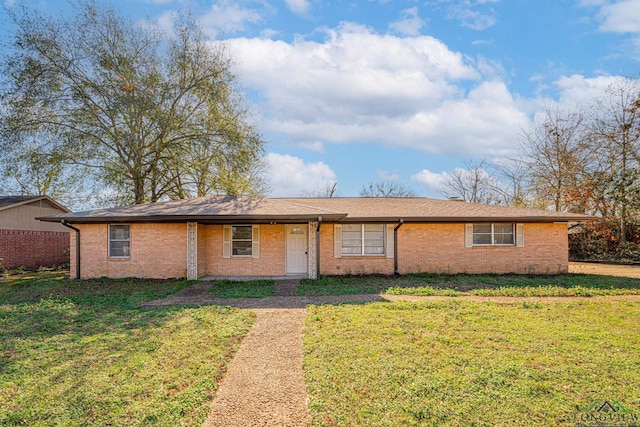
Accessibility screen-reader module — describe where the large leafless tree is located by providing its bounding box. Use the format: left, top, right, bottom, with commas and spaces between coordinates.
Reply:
520, 105, 589, 212
588, 78, 640, 242
440, 160, 499, 204
359, 181, 416, 197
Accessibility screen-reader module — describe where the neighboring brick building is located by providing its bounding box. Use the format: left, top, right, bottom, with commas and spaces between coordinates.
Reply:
0, 196, 71, 269
38, 196, 593, 280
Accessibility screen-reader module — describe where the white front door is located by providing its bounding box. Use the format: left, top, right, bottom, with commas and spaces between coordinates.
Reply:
286, 225, 308, 275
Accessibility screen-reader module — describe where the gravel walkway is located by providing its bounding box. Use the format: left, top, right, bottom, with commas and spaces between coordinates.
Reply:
142, 280, 382, 427
202, 308, 310, 427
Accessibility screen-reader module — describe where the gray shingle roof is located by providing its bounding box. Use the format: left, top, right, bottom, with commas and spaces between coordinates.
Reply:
38, 196, 595, 223
0, 195, 70, 213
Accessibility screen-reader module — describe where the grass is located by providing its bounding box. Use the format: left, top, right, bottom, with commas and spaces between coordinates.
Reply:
0, 269, 255, 427
209, 279, 275, 298
299, 273, 640, 297
304, 299, 640, 426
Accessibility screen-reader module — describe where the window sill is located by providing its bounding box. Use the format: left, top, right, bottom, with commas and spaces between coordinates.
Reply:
341, 254, 387, 257
108, 256, 131, 260
471, 245, 516, 247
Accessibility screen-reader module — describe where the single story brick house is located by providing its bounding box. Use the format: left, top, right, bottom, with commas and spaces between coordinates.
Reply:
38, 196, 593, 280
1, 195, 71, 269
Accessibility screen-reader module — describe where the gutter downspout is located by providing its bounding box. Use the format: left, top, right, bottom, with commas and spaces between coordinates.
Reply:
61, 220, 80, 279
316, 216, 322, 279
394, 219, 404, 276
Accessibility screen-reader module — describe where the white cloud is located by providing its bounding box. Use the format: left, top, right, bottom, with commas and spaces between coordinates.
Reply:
199, 0, 264, 38
580, 0, 640, 59
447, 4, 497, 30
265, 153, 337, 196
554, 73, 623, 106
411, 169, 447, 195
377, 170, 400, 181
142, 10, 176, 38
284, 0, 311, 16
597, 0, 640, 33
226, 23, 532, 156
389, 7, 426, 36
3, 0, 16, 7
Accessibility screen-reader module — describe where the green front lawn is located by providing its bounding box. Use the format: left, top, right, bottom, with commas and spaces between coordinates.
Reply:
209, 279, 275, 298
299, 273, 640, 297
0, 270, 255, 426
304, 299, 640, 426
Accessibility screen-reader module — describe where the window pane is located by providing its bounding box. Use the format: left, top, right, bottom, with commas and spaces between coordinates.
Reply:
342, 224, 362, 254
342, 225, 362, 240
473, 224, 491, 234
493, 223, 513, 233
342, 238, 362, 255
232, 226, 252, 240
494, 224, 514, 245
364, 227, 384, 240
364, 244, 385, 255
110, 225, 130, 240
341, 231, 362, 240
473, 233, 492, 245
364, 224, 384, 233
342, 246, 362, 255
364, 224, 384, 254
494, 233, 514, 245
110, 240, 130, 257
473, 224, 492, 245
232, 241, 252, 256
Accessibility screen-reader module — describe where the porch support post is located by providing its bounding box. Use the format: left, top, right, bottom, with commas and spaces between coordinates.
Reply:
308, 220, 318, 279
187, 222, 198, 280
394, 219, 404, 276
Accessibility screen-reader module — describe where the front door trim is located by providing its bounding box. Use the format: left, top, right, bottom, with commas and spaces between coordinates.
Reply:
285, 224, 309, 275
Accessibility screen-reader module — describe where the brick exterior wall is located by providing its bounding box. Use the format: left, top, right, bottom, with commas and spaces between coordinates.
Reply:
203, 224, 287, 277
70, 221, 569, 279
319, 223, 569, 276
0, 229, 70, 269
71, 223, 188, 279
397, 223, 567, 274
319, 224, 394, 276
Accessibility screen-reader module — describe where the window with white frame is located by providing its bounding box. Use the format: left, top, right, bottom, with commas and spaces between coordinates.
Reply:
342, 224, 385, 255
232, 225, 253, 256
109, 224, 130, 257
473, 223, 515, 246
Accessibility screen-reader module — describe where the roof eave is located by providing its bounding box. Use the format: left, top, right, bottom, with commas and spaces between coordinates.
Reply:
334, 216, 596, 223
37, 213, 346, 223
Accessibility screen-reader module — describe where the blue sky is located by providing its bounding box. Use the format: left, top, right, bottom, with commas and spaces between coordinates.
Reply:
3, 0, 640, 198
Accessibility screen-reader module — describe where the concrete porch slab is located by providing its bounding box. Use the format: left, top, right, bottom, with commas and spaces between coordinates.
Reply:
199, 275, 308, 281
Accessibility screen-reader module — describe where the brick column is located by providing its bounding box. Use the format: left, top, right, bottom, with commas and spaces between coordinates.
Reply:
187, 222, 198, 280
308, 221, 318, 279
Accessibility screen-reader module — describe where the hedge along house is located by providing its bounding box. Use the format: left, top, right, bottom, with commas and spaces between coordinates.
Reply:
1, 195, 71, 269
38, 196, 593, 280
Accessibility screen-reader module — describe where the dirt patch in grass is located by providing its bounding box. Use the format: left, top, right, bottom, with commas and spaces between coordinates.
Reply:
569, 261, 640, 278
